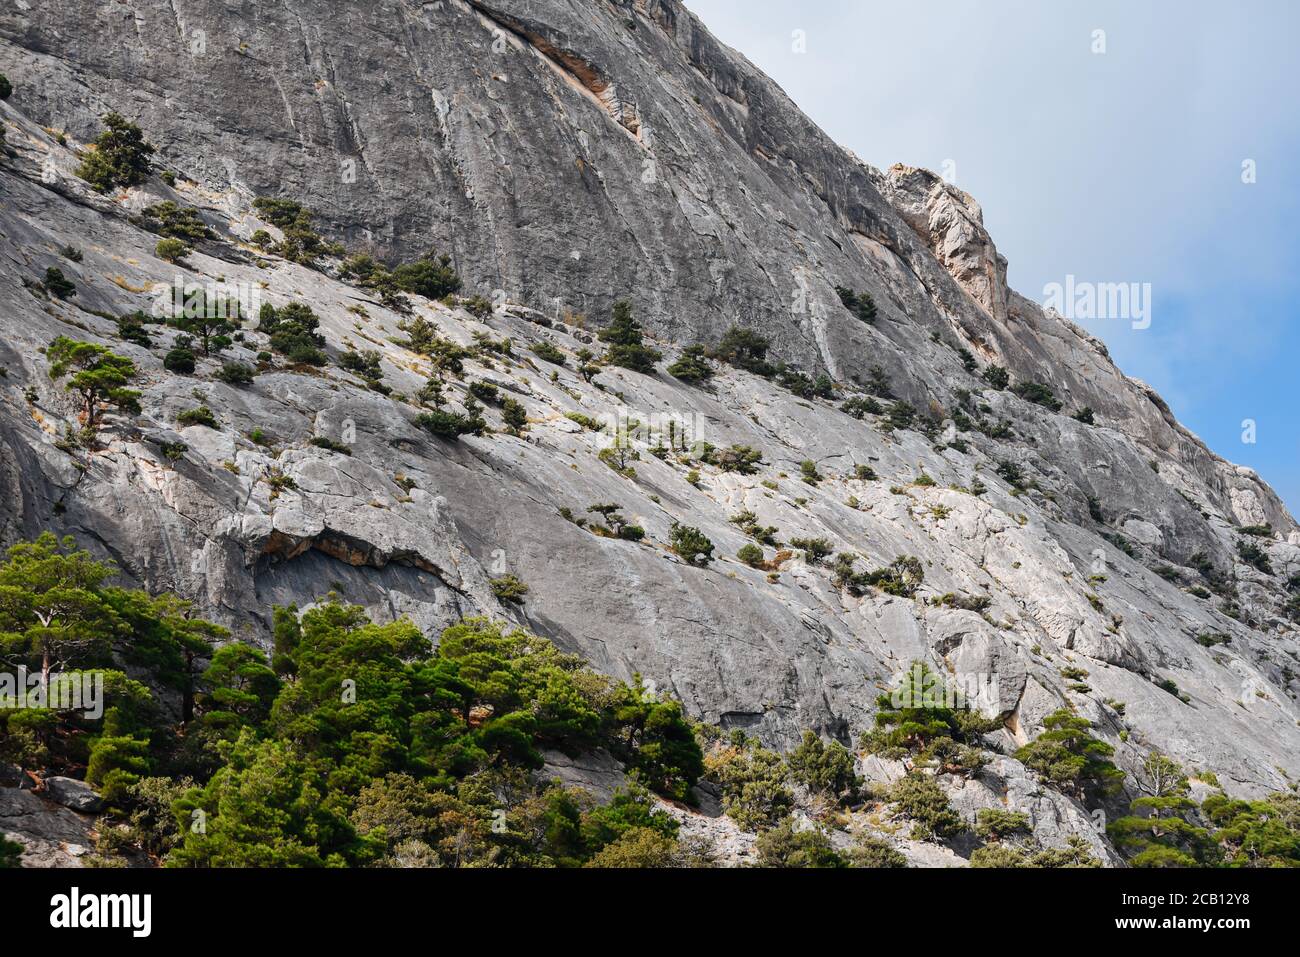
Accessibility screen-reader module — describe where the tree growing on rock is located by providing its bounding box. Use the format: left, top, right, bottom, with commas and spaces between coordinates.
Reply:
1015, 708, 1124, 804
669, 523, 714, 566
47, 336, 142, 431
598, 300, 662, 373
1108, 752, 1217, 867
0, 533, 119, 685
785, 730, 860, 803
75, 112, 155, 191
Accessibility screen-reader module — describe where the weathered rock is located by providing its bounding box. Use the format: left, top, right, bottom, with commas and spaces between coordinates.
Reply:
0, 787, 94, 868
0, 0, 1298, 868
43, 777, 105, 814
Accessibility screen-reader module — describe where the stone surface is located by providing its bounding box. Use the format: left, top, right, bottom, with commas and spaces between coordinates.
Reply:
1, 0, 1298, 867
0, 787, 94, 868
43, 776, 105, 814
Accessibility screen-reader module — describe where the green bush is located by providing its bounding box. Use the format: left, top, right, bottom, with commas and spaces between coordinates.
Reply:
983, 365, 1009, 390
1236, 538, 1273, 575
139, 201, 212, 241
704, 443, 763, 474
598, 300, 662, 373
308, 436, 351, 455
530, 341, 566, 365
501, 397, 528, 435
339, 349, 383, 383
163, 347, 196, 374
46, 336, 141, 429
736, 543, 765, 568
490, 574, 529, 603
251, 197, 346, 268
176, 406, 220, 430
75, 112, 155, 191
709, 326, 775, 377
415, 407, 486, 439
970, 837, 1102, 868
884, 400, 916, 432
1012, 380, 1063, 412
842, 396, 882, 419
216, 362, 255, 386
1015, 709, 1124, 802
0, 74, 11, 100
835, 286, 877, 324
785, 730, 859, 801
848, 836, 908, 868
975, 808, 1031, 842
710, 742, 793, 830
889, 772, 964, 842
666, 344, 713, 383
790, 537, 833, 565
259, 302, 328, 365
155, 238, 189, 263
756, 821, 846, 868
669, 523, 714, 566
43, 267, 76, 299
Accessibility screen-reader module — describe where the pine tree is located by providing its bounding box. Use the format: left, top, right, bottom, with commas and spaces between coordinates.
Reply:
75, 112, 155, 191
47, 336, 142, 430
598, 300, 662, 373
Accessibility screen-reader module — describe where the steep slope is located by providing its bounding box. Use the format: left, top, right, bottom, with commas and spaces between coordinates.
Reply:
2, 0, 1299, 841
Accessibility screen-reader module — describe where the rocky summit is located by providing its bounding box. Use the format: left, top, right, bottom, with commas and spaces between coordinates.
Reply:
0, 0, 1298, 869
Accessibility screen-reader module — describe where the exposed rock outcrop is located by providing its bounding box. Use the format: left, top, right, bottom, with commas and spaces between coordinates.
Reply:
1, 0, 1298, 865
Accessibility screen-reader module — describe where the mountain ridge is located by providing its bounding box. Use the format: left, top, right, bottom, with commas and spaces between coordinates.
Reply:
1, 0, 1299, 865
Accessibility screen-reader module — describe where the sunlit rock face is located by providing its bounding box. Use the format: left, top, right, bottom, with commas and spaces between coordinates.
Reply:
1, 0, 1298, 849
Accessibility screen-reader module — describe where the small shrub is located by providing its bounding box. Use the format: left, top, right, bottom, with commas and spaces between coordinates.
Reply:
790, 537, 833, 565
215, 361, 255, 386
983, 365, 1010, 390
666, 344, 713, 383
501, 397, 528, 435
44, 267, 76, 299
308, 436, 351, 455
490, 574, 529, 603
415, 408, 486, 439
75, 112, 155, 191
1012, 380, 1063, 412
842, 396, 882, 419
530, 341, 566, 365
599, 300, 661, 373
163, 347, 197, 374
835, 286, 877, 324
1237, 538, 1273, 575
975, 808, 1031, 842
890, 772, 963, 842
755, 821, 846, 868
176, 406, 220, 429
669, 523, 714, 566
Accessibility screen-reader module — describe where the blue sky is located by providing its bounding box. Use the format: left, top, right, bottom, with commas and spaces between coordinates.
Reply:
686, 0, 1300, 515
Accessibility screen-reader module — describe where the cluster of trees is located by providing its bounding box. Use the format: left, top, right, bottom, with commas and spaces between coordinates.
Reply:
0, 534, 704, 867
339, 250, 463, 310
250, 198, 346, 267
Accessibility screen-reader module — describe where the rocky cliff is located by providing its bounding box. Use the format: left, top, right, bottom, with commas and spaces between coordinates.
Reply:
2, 0, 1299, 862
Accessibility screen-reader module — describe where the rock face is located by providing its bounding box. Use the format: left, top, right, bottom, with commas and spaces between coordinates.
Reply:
0, 786, 95, 867
1, 0, 1299, 863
